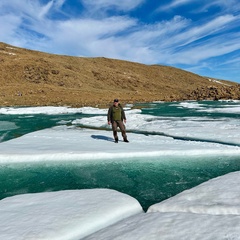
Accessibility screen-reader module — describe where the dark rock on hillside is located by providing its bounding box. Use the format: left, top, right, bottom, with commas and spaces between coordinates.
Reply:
188, 85, 240, 100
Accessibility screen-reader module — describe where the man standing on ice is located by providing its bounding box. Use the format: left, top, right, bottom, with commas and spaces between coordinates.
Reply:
107, 99, 129, 143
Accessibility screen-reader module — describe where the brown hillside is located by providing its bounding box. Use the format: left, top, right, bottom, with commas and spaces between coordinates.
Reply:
0, 42, 239, 107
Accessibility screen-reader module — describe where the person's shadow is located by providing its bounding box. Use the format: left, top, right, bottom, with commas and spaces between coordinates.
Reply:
91, 135, 113, 142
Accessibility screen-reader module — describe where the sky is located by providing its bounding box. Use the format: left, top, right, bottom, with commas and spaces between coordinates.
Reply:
0, 0, 240, 83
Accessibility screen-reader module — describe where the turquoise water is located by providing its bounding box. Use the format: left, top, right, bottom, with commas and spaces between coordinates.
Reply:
0, 112, 89, 142
0, 101, 240, 210
138, 100, 240, 118
1, 156, 240, 211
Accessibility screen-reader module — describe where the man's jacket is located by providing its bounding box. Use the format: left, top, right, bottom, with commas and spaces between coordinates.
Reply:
107, 104, 126, 123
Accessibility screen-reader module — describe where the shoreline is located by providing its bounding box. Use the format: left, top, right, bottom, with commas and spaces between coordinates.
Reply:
1, 97, 239, 109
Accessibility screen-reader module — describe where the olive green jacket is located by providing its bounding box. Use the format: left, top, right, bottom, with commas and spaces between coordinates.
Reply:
107, 104, 126, 123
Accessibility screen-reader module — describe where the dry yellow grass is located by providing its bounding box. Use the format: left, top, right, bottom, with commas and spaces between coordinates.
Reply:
0, 42, 239, 107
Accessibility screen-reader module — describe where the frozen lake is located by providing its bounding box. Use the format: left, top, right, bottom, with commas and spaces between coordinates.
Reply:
0, 100, 240, 239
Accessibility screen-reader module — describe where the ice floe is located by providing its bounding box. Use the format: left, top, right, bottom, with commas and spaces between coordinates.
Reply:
73, 106, 240, 146
0, 126, 239, 164
1, 172, 240, 239
0, 106, 105, 115
148, 171, 240, 215
85, 171, 240, 239
0, 189, 142, 240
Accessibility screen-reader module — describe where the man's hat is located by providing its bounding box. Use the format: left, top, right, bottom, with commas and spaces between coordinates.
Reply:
114, 99, 119, 102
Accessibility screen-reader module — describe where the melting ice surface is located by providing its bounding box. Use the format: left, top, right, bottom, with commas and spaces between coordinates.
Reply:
0, 100, 240, 239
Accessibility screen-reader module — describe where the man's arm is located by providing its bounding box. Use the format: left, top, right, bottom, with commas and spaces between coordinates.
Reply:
121, 107, 126, 122
107, 107, 112, 124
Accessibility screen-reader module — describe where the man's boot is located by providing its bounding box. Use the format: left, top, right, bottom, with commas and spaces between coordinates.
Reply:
115, 137, 119, 143
123, 138, 129, 143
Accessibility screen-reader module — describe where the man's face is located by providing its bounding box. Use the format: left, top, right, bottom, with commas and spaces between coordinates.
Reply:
114, 101, 119, 106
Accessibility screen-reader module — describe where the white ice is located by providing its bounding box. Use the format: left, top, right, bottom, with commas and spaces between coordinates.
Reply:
85, 211, 240, 240
73, 102, 240, 146
1, 172, 240, 240
0, 106, 106, 115
0, 126, 239, 164
0, 103, 240, 239
84, 171, 240, 240
178, 101, 240, 114
0, 102, 239, 163
148, 171, 240, 215
0, 189, 142, 240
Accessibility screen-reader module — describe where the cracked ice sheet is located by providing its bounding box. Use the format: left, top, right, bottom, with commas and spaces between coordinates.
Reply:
84, 211, 240, 240
148, 171, 240, 215
0, 189, 143, 240
1, 173, 240, 240
85, 172, 240, 240
73, 111, 240, 146
1, 104, 239, 145
177, 101, 240, 114
0, 126, 239, 164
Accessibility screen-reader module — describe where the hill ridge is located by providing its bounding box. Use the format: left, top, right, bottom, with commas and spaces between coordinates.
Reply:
0, 42, 239, 107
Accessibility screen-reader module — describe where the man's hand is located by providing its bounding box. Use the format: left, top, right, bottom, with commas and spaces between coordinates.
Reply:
108, 121, 111, 125
124, 119, 126, 123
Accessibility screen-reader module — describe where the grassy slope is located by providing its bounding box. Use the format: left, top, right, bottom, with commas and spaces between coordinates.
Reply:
0, 42, 238, 107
